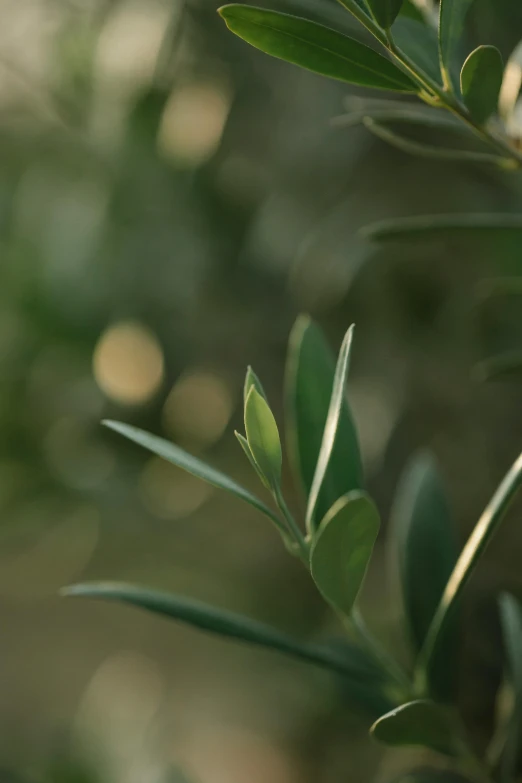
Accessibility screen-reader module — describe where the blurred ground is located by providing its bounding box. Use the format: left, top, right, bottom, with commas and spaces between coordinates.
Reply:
0, 1, 522, 782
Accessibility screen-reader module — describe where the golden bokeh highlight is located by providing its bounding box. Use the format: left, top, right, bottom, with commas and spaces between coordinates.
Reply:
93, 321, 164, 405
163, 369, 233, 448
139, 457, 213, 519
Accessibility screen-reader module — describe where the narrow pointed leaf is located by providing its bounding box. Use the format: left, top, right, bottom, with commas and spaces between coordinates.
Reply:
418, 452, 522, 689
218, 5, 417, 92
285, 316, 362, 530
305, 324, 358, 530
392, 17, 441, 82
388, 769, 471, 781
103, 420, 281, 527
361, 214, 522, 242
244, 387, 282, 490
371, 700, 457, 756
438, 0, 476, 88
244, 366, 267, 403
475, 352, 522, 382
391, 453, 458, 701
499, 593, 522, 781
460, 46, 503, 124
310, 491, 380, 617
63, 582, 388, 693
235, 430, 270, 489
366, 0, 403, 29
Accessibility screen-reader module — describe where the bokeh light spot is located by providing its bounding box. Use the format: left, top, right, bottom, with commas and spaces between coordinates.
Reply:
93, 321, 164, 405
139, 457, 213, 520
163, 369, 233, 448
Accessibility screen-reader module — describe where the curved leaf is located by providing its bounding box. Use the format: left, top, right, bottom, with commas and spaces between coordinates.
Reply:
361, 213, 522, 242
103, 420, 283, 531
438, 0, 476, 89
391, 452, 458, 701
218, 5, 418, 92
371, 700, 457, 756
310, 491, 380, 617
285, 316, 362, 530
244, 386, 282, 490
460, 45, 503, 124
305, 324, 359, 530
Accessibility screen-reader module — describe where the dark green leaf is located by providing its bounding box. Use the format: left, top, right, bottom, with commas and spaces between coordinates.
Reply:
388, 770, 472, 782
310, 491, 380, 617
499, 593, 522, 781
103, 420, 283, 531
305, 324, 360, 530
417, 452, 522, 692
63, 582, 385, 684
392, 17, 441, 83
438, 0, 476, 89
460, 45, 503, 124
475, 352, 522, 382
285, 316, 362, 531
399, 0, 425, 22
244, 386, 282, 490
361, 214, 522, 242
391, 452, 458, 701
371, 700, 457, 756
218, 5, 418, 92
366, 0, 403, 29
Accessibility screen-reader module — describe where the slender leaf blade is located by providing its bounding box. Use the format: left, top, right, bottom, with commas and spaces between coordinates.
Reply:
218, 5, 418, 92
391, 453, 458, 702
460, 45, 503, 124
244, 366, 267, 402
499, 593, 522, 781
418, 452, 522, 690
371, 700, 457, 756
285, 316, 362, 529
392, 17, 442, 82
438, 0, 476, 88
305, 324, 359, 530
361, 214, 522, 242
103, 420, 281, 525
310, 491, 380, 617
366, 0, 403, 29
244, 386, 282, 490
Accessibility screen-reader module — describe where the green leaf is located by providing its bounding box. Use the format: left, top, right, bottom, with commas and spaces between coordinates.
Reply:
366, 0, 403, 29
387, 770, 472, 782
235, 430, 270, 489
310, 491, 380, 617
244, 386, 282, 490
499, 593, 522, 782
334, 106, 464, 131
285, 316, 362, 531
460, 45, 503, 124
305, 324, 359, 530
362, 117, 506, 165
475, 352, 522, 382
391, 453, 458, 701
438, 0, 476, 89
392, 17, 442, 83
417, 452, 522, 692
218, 5, 418, 92
103, 420, 283, 531
361, 214, 522, 242
62, 581, 387, 687
371, 700, 457, 756
244, 366, 267, 403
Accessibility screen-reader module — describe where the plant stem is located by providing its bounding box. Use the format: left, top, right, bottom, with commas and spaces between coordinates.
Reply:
350, 606, 412, 695
274, 486, 309, 562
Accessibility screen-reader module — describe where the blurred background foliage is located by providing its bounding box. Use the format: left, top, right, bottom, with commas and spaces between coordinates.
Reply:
1, 0, 522, 782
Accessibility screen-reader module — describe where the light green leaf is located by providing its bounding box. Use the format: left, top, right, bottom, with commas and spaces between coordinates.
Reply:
361, 214, 522, 242
103, 420, 282, 530
417, 452, 522, 692
438, 0, 476, 89
305, 324, 358, 530
366, 0, 403, 29
499, 593, 522, 782
362, 117, 506, 165
392, 17, 442, 83
371, 700, 457, 755
285, 316, 362, 531
334, 106, 464, 131
244, 386, 282, 490
218, 5, 418, 92
244, 366, 267, 403
460, 46, 504, 124
62, 581, 387, 688
310, 491, 380, 617
235, 430, 271, 490
391, 453, 458, 701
